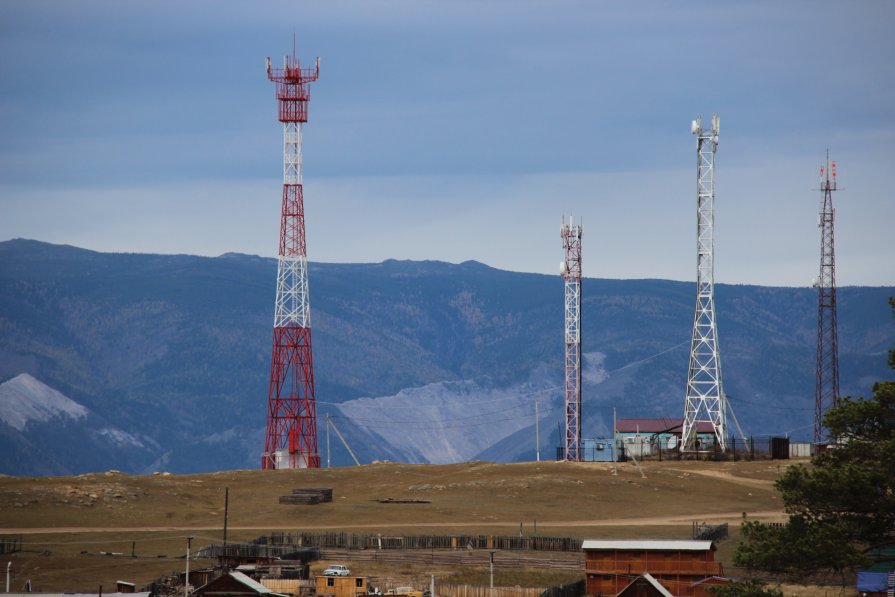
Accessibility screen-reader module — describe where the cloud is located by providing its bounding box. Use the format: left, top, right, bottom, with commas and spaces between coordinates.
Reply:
1, 1, 892, 286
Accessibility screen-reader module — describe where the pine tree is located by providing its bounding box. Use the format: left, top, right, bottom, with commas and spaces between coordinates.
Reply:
734, 298, 895, 582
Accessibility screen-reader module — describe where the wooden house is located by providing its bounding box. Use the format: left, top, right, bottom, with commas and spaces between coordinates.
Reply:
315, 576, 373, 597
193, 571, 290, 597
583, 540, 722, 596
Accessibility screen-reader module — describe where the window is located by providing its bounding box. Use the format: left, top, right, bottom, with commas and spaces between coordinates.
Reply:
356, 579, 364, 588
327, 578, 334, 587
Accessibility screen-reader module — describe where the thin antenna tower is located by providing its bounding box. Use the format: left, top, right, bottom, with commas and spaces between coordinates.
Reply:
814, 153, 840, 446
561, 216, 583, 461
682, 114, 727, 452
261, 50, 322, 469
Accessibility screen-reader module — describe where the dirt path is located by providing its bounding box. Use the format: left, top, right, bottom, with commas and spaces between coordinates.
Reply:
1, 509, 785, 535
662, 467, 777, 490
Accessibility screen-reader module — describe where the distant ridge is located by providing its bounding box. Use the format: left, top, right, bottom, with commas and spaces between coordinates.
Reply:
1, 239, 893, 475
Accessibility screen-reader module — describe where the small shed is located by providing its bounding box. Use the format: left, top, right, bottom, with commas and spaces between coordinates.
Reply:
582, 438, 615, 462
616, 418, 716, 456
315, 576, 373, 597
689, 576, 731, 597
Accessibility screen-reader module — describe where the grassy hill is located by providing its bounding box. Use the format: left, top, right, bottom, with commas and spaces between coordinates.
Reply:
1, 459, 788, 591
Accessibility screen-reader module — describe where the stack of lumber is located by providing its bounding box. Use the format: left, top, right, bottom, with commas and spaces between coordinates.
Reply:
278, 487, 333, 505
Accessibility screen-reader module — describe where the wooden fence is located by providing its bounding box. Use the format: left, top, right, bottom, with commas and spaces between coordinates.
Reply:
264, 532, 582, 553
259, 579, 314, 594
0, 536, 22, 555
318, 549, 582, 572
437, 583, 546, 597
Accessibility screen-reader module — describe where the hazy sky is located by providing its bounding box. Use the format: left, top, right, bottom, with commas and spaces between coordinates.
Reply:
1, 1, 892, 286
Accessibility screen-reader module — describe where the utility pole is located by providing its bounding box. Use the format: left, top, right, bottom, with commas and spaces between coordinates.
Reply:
612, 406, 618, 467
489, 551, 496, 597
185, 536, 193, 597
223, 487, 229, 549
535, 398, 540, 462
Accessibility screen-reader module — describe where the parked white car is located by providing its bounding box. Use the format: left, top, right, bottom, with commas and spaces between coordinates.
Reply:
323, 564, 350, 576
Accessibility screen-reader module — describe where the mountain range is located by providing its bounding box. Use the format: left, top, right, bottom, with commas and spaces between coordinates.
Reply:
1, 238, 892, 475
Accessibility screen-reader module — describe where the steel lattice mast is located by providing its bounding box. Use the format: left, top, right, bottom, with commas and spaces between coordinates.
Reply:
561, 216, 583, 461
682, 114, 727, 452
261, 52, 321, 470
814, 154, 840, 446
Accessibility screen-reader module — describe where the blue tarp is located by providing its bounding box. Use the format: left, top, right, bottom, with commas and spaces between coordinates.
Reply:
856, 571, 890, 592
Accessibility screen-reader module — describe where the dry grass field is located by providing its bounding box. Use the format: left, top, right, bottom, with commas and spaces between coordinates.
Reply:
1, 458, 850, 595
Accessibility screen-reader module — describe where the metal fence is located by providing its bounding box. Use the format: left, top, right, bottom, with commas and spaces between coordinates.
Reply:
615, 435, 790, 462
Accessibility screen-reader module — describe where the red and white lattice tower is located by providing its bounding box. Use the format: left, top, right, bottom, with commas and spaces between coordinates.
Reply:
814, 154, 840, 446
561, 216, 583, 461
261, 52, 321, 470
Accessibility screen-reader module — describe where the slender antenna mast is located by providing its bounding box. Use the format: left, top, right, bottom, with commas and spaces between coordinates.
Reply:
814, 152, 840, 446
261, 49, 322, 470
682, 114, 727, 452
561, 215, 583, 461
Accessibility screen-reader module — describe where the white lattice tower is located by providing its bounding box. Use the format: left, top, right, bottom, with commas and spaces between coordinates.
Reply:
682, 114, 727, 452
561, 216, 583, 461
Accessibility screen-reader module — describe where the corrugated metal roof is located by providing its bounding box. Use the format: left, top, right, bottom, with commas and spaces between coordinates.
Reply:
616, 418, 715, 434
582, 539, 714, 551
690, 576, 730, 586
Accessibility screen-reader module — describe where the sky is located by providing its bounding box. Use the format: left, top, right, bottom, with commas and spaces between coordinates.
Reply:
1, 1, 893, 286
